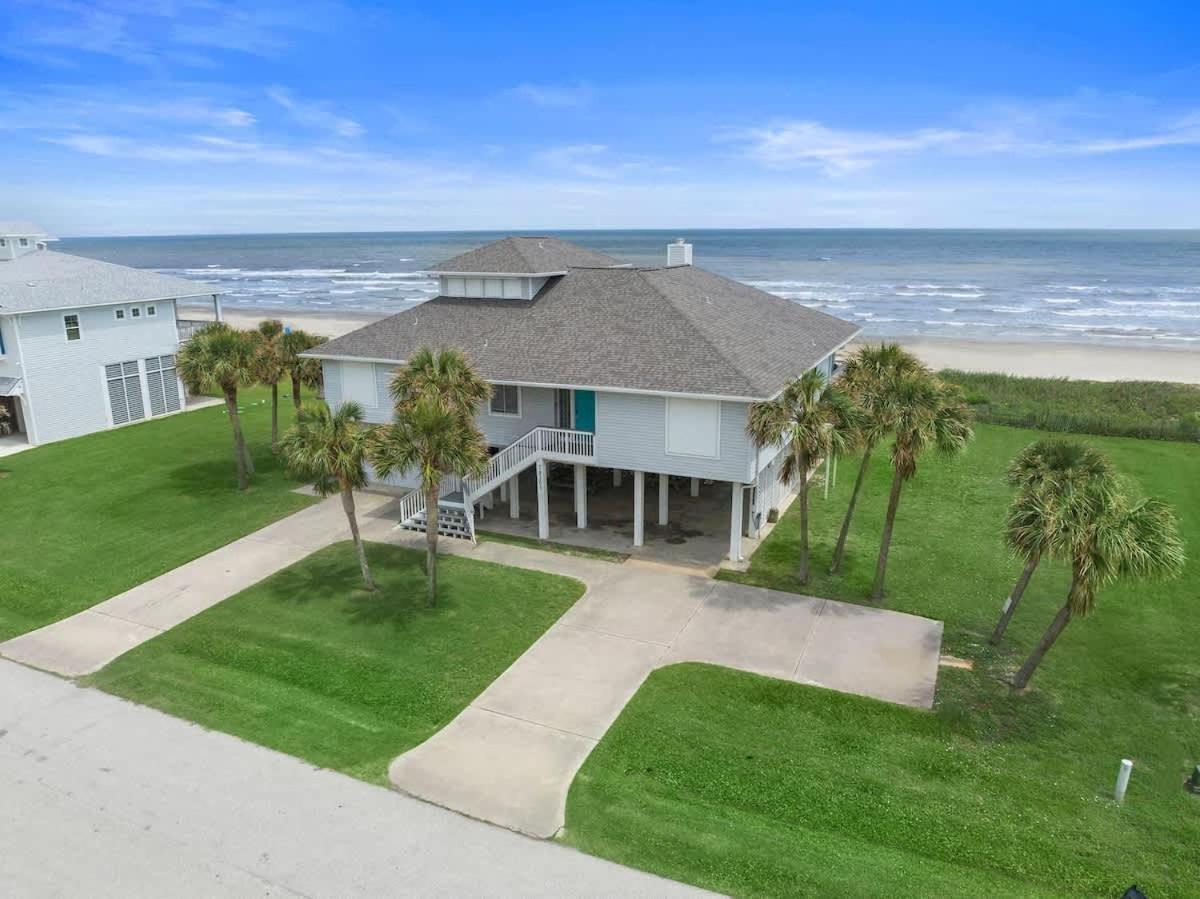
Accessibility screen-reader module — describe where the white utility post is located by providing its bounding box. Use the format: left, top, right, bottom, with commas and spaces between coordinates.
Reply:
633, 470, 645, 546
729, 482, 744, 562
824, 454, 832, 500
690, 477, 700, 497
613, 468, 622, 487
658, 473, 669, 526
213, 294, 224, 323
1115, 759, 1133, 803
508, 473, 520, 519
574, 464, 587, 529
535, 459, 550, 540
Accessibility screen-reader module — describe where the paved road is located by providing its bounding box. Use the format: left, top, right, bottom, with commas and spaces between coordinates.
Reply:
0, 659, 707, 898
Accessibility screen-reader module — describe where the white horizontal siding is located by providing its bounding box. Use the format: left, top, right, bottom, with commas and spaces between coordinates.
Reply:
17, 300, 181, 445
477, 386, 556, 447
594, 392, 754, 482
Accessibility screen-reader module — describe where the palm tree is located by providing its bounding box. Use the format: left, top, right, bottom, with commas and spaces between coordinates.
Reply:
279, 401, 376, 591
253, 319, 286, 447
990, 439, 1117, 644
829, 343, 924, 574
747, 368, 857, 585
280, 329, 326, 410
1013, 493, 1183, 690
177, 323, 259, 490
368, 395, 488, 606
388, 345, 492, 417
871, 373, 973, 603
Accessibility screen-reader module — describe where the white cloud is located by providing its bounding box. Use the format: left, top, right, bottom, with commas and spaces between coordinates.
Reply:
505, 82, 593, 108
533, 143, 671, 179
727, 108, 1200, 175
266, 86, 363, 138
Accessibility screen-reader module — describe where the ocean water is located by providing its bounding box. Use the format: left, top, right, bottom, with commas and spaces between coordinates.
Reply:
57, 229, 1200, 348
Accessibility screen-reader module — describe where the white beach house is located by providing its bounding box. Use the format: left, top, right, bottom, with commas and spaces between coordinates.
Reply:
0, 223, 222, 450
311, 236, 860, 562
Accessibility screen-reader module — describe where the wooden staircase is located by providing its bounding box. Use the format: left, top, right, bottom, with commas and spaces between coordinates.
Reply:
398, 505, 474, 541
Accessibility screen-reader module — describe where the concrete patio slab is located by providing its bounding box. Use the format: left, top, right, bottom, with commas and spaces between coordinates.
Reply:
665, 582, 826, 680
557, 566, 713, 644
795, 600, 944, 708
474, 624, 667, 739
389, 706, 598, 839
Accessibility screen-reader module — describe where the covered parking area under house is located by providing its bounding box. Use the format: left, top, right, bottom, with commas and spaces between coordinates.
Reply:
468, 460, 803, 571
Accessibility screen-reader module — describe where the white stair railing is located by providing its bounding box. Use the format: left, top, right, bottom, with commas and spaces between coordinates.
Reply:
396, 426, 596, 532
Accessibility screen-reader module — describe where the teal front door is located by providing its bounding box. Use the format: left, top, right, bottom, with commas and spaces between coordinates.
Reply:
573, 389, 596, 432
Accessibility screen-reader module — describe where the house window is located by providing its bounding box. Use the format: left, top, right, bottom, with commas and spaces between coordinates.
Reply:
503, 278, 524, 299
146, 305, 156, 317
489, 384, 521, 417
144, 355, 181, 416
484, 278, 503, 297
105, 361, 145, 425
18, 238, 28, 247
115, 308, 126, 321
445, 277, 465, 296
64, 314, 81, 341
341, 362, 378, 408
0, 239, 6, 247
465, 278, 484, 298
131, 306, 142, 318
666, 397, 721, 458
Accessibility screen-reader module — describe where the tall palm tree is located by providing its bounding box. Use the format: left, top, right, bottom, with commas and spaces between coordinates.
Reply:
871, 373, 974, 603
368, 395, 488, 606
279, 401, 376, 591
280, 329, 326, 411
990, 439, 1117, 644
747, 368, 857, 585
177, 323, 259, 490
253, 319, 286, 448
829, 343, 924, 574
1013, 493, 1183, 690
388, 345, 491, 416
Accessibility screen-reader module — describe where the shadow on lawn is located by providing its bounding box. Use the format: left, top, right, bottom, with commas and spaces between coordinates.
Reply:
166, 453, 291, 496
264, 543, 450, 632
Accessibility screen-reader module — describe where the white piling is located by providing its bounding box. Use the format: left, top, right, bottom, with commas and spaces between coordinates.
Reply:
1114, 758, 1133, 802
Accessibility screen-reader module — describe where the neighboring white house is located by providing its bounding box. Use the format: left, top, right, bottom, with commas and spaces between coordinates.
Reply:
310, 236, 861, 561
0, 223, 223, 448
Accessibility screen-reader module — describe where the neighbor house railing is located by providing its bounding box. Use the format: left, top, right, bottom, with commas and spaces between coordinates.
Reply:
176, 319, 214, 341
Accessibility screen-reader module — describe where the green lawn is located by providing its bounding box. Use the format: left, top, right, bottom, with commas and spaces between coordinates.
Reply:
90, 541, 585, 783
0, 388, 315, 641
566, 424, 1200, 897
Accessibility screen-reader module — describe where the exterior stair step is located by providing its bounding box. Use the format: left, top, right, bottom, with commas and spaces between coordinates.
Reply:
400, 506, 475, 541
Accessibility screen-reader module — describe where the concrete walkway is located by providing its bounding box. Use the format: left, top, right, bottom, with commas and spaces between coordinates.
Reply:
0, 658, 707, 898
389, 543, 943, 839
0, 491, 401, 677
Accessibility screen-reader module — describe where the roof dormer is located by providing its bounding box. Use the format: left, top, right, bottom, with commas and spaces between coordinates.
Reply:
0, 222, 55, 261
440, 275, 538, 300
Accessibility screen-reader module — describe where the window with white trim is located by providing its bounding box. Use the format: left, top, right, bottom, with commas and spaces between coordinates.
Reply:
489, 384, 520, 416
105, 361, 145, 425
146, 305, 157, 317
18, 238, 28, 247
64, 314, 81, 341
115, 308, 126, 321
131, 306, 142, 319
0, 239, 6, 247
145, 355, 181, 416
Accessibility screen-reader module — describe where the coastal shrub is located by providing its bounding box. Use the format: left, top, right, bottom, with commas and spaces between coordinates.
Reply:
940, 371, 1200, 442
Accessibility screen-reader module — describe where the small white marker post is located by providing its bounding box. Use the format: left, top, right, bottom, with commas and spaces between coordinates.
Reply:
1114, 758, 1133, 803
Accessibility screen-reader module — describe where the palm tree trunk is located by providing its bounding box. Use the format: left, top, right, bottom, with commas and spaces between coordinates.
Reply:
224, 390, 249, 491
871, 467, 905, 604
797, 449, 811, 585
270, 382, 280, 448
990, 552, 1041, 645
425, 482, 440, 607
1013, 600, 1072, 689
830, 444, 873, 574
291, 374, 303, 411
340, 480, 375, 591
242, 440, 255, 475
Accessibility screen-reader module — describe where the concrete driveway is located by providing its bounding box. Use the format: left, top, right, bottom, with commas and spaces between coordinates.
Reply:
389, 545, 943, 839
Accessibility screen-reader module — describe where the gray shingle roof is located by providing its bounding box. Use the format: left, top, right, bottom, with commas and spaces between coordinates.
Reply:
428, 236, 624, 273
315, 247, 860, 399
0, 222, 52, 238
0, 250, 217, 313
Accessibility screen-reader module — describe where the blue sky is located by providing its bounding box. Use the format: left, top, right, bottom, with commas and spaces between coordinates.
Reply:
3, 0, 1199, 235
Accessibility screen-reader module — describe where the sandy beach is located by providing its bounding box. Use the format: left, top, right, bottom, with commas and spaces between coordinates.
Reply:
183, 305, 1200, 386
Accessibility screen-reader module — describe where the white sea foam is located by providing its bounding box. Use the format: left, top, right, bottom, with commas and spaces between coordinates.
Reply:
894, 289, 985, 299
1042, 297, 1080, 304
990, 305, 1032, 314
